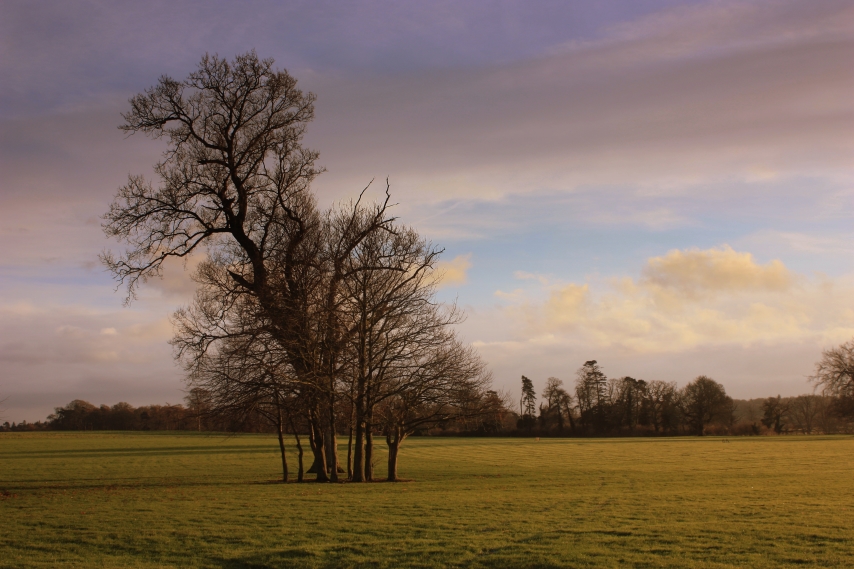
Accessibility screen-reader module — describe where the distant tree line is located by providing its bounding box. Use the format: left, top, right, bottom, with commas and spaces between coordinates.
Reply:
2, 387, 507, 435
510, 347, 854, 437
1, 420, 49, 432
1, 398, 208, 433
40, 396, 271, 432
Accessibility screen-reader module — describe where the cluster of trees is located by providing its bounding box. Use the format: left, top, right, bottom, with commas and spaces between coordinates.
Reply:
516, 362, 734, 436
515, 350, 854, 437
101, 52, 496, 483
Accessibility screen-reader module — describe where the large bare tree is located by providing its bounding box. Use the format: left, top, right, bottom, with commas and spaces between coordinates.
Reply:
106, 51, 495, 483
103, 51, 397, 482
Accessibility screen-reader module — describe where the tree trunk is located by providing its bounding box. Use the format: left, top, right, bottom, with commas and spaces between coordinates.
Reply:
276, 408, 289, 483
347, 374, 357, 481
352, 419, 365, 482
291, 421, 305, 483
386, 426, 403, 482
307, 412, 329, 482
387, 441, 399, 482
352, 392, 365, 482
307, 423, 318, 469
365, 421, 374, 482
327, 429, 340, 482
347, 423, 354, 481
565, 401, 576, 434
328, 381, 340, 481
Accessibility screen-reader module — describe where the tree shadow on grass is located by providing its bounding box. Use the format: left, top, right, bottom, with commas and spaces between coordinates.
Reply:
3, 445, 272, 459
5, 477, 305, 493
8, 475, 422, 493
475, 562, 571, 569
219, 550, 570, 569
219, 549, 314, 569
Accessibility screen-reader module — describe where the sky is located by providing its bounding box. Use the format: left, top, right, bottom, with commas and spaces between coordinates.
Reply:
1, 0, 852, 422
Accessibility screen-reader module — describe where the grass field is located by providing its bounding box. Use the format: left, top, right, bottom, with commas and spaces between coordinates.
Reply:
1, 433, 852, 568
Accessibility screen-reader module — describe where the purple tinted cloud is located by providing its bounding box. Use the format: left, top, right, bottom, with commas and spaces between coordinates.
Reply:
1, 0, 703, 116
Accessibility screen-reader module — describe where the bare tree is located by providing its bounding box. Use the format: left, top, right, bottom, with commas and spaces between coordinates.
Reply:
376, 339, 492, 481
336, 218, 494, 481
788, 394, 823, 434
810, 339, 854, 420
184, 388, 212, 431
542, 377, 572, 433
103, 51, 321, 299
169, 193, 488, 483
815, 395, 847, 434
337, 219, 445, 481
645, 380, 678, 434
173, 296, 301, 481
103, 52, 401, 482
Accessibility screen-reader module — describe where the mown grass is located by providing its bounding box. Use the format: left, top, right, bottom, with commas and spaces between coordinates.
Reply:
1, 432, 852, 568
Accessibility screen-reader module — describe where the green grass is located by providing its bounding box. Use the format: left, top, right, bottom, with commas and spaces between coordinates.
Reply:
1, 433, 852, 568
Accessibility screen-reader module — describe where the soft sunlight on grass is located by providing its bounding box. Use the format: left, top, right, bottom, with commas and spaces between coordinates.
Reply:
1, 433, 852, 568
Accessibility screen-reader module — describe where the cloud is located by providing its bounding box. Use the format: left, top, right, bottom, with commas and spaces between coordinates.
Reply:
573, 0, 853, 64
309, 0, 853, 210
0, 300, 182, 422
489, 246, 854, 354
436, 254, 472, 287
642, 245, 792, 297
141, 254, 206, 301
737, 229, 854, 256
0, 304, 174, 366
